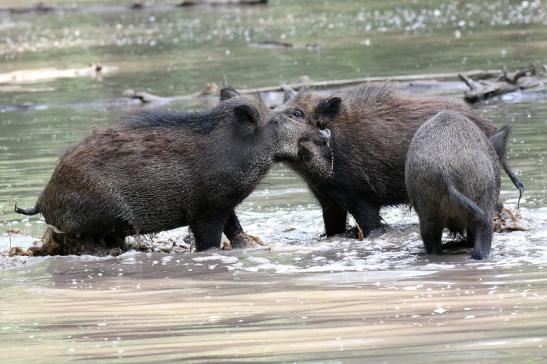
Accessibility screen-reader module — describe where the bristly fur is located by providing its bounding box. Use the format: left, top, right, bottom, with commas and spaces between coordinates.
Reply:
122, 109, 215, 133
280, 82, 506, 238
344, 82, 395, 105
121, 105, 233, 135
405, 110, 502, 260
121, 96, 270, 134
17, 94, 321, 254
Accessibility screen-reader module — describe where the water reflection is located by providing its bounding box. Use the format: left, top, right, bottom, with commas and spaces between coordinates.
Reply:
1, 255, 546, 362
1, 1, 547, 361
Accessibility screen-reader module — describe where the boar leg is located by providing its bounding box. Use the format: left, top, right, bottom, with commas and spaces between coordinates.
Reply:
351, 201, 383, 237
310, 187, 347, 236
222, 210, 265, 248
419, 216, 443, 255
190, 218, 224, 251
447, 185, 492, 259
222, 210, 244, 239
319, 198, 348, 237
468, 218, 492, 260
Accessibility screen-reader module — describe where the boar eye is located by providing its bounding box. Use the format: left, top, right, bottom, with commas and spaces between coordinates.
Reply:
290, 110, 304, 119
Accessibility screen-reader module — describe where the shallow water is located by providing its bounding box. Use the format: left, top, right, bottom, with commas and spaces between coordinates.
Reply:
1, 0, 547, 362
2, 257, 547, 363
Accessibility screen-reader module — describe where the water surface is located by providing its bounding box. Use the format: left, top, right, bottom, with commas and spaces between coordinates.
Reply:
1, 0, 547, 362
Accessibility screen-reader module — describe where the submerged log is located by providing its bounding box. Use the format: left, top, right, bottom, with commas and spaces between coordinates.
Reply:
493, 207, 527, 233
1, 2, 55, 14
250, 40, 293, 50
122, 69, 503, 107
1, 0, 268, 15
242, 69, 501, 94
178, 0, 267, 6
459, 63, 545, 103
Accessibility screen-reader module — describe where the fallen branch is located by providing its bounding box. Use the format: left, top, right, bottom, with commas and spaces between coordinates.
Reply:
458, 73, 478, 90
1, 0, 268, 14
1, 2, 55, 14
493, 207, 527, 233
178, 0, 267, 6
460, 64, 544, 103
250, 40, 293, 50
123, 69, 503, 107
243, 69, 501, 94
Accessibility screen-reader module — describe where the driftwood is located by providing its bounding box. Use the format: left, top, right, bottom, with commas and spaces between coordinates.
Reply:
1, 0, 268, 14
493, 207, 527, 233
235, 69, 501, 94
122, 65, 545, 107
122, 69, 504, 107
459, 63, 545, 103
250, 40, 293, 50
178, 0, 267, 6
1, 66, 543, 113
250, 41, 318, 52
1, 2, 54, 14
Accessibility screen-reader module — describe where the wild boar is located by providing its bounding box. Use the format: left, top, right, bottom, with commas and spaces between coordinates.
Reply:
15, 94, 321, 254
277, 83, 522, 237
405, 110, 509, 260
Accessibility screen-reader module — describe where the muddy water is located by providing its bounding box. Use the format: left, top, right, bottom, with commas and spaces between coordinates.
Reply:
2, 252, 547, 362
1, 0, 547, 362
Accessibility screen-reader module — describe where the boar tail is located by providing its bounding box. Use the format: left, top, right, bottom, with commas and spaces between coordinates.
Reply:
447, 184, 484, 220
502, 162, 524, 209
14, 203, 40, 216
489, 125, 524, 207
489, 125, 510, 161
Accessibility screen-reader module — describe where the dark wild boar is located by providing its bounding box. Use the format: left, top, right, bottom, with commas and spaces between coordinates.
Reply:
405, 110, 509, 260
15, 94, 320, 254
277, 83, 522, 238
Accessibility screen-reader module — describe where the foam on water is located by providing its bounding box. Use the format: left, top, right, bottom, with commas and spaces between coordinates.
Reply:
3, 204, 544, 274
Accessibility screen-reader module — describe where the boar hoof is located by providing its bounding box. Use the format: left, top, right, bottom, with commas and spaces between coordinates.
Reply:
229, 233, 265, 249
337, 226, 365, 240
471, 250, 488, 260
354, 226, 364, 241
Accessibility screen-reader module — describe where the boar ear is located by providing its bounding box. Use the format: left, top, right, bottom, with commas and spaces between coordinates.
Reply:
233, 104, 260, 128
282, 86, 296, 103
489, 125, 510, 160
220, 86, 240, 101
316, 96, 341, 119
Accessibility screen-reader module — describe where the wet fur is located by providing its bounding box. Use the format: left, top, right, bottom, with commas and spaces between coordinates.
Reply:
18, 95, 319, 253
405, 111, 503, 260
280, 83, 505, 236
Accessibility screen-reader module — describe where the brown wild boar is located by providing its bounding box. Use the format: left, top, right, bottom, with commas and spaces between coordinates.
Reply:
15, 94, 322, 254
276, 83, 522, 237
